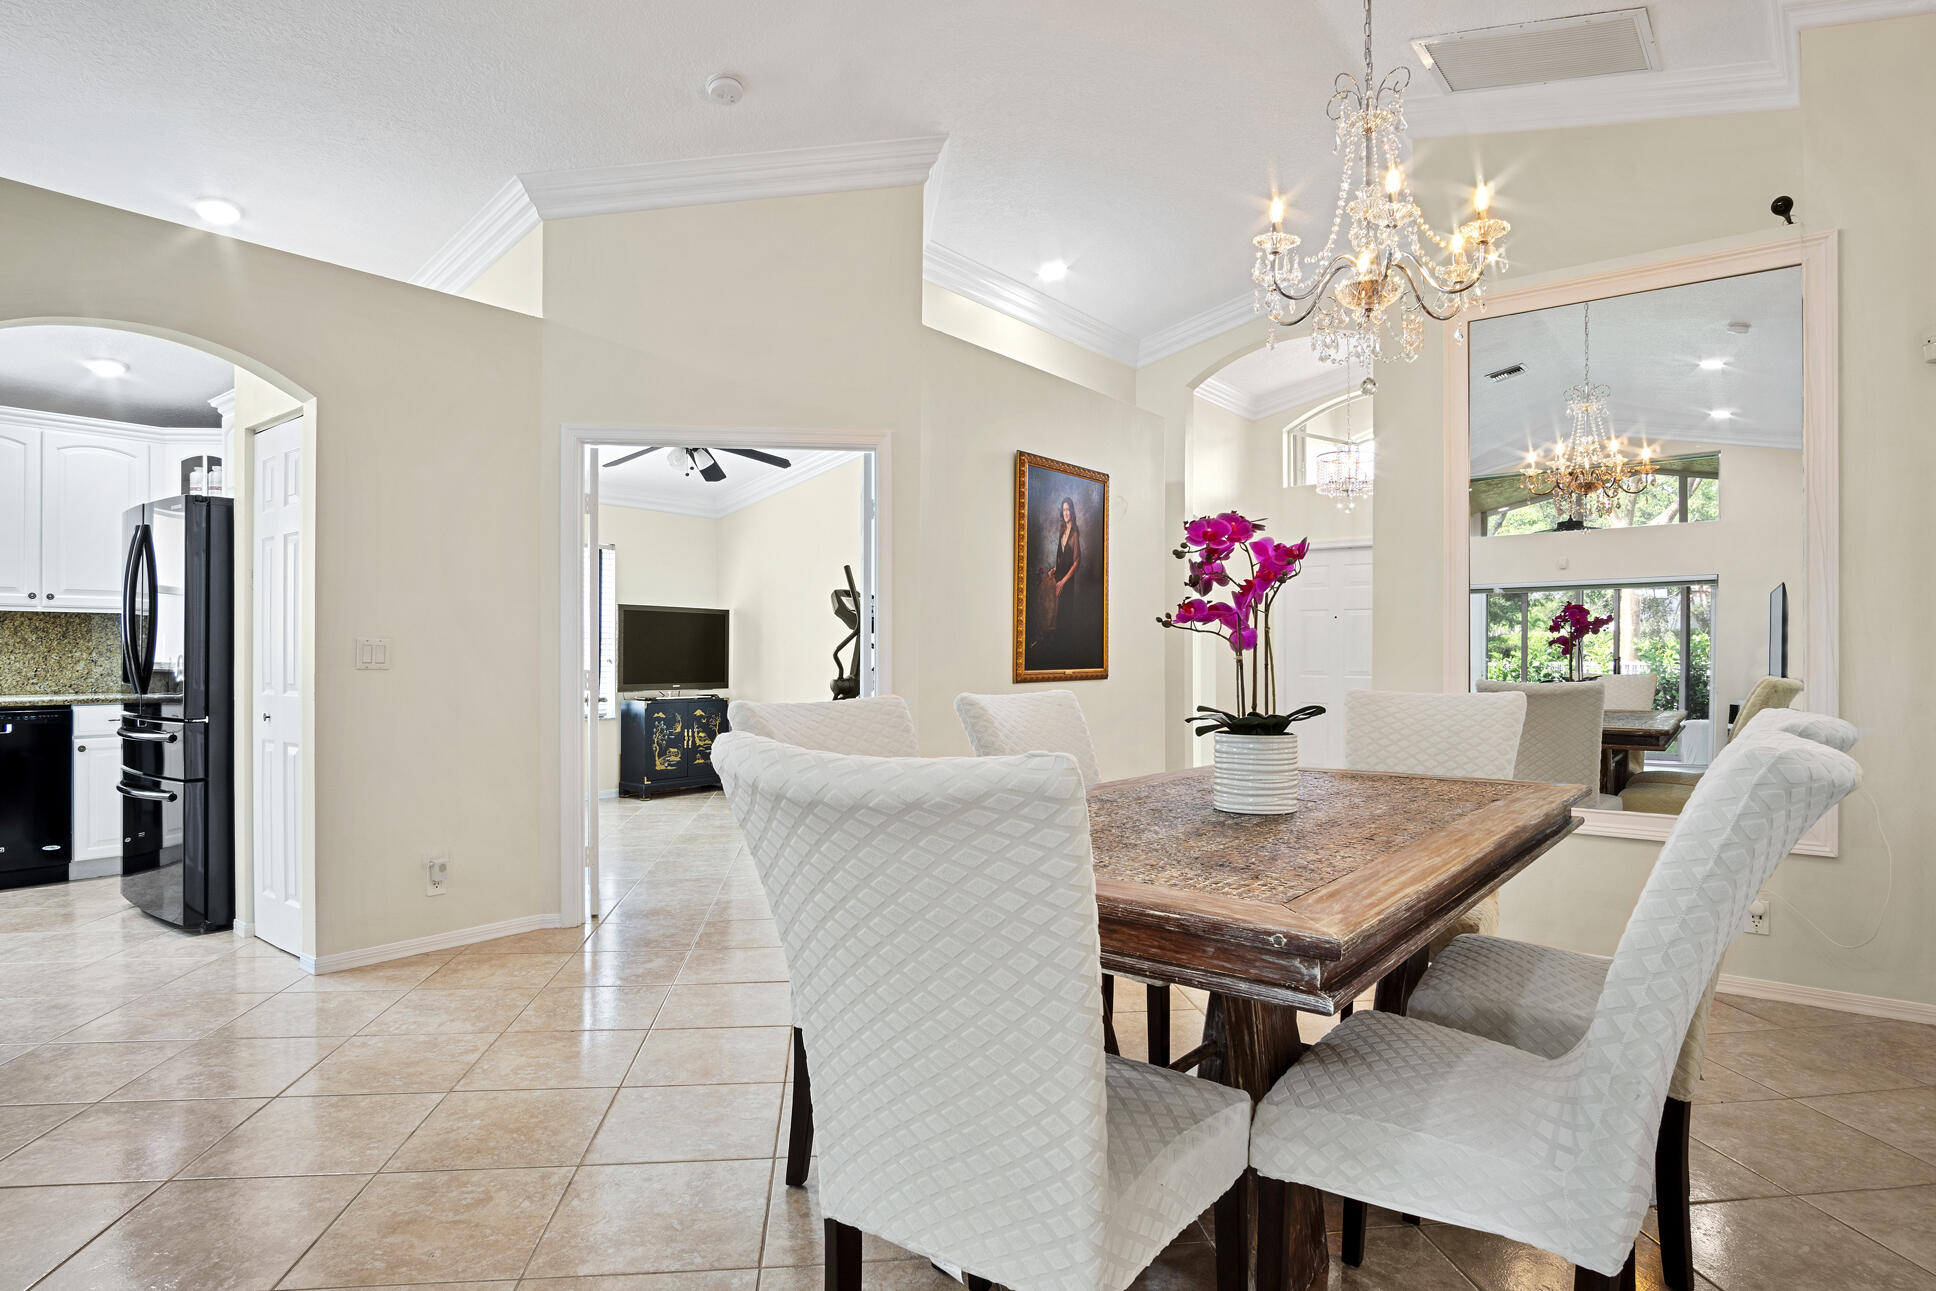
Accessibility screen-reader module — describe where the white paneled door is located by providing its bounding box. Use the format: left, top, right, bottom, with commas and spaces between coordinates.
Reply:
1277, 543, 1373, 769
253, 417, 304, 953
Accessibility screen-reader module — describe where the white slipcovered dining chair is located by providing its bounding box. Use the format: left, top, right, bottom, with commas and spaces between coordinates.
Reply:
952, 690, 1171, 1061
1402, 707, 1859, 1291
1248, 728, 1859, 1290
723, 695, 920, 1187
713, 733, 1253, 1291
1342, 690, 1527, 959
1478, 679, 1623, 810
1597, 671, 1659, 713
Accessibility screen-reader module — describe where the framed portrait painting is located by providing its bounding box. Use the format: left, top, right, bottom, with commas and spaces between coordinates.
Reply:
1013, 451, 1108, 682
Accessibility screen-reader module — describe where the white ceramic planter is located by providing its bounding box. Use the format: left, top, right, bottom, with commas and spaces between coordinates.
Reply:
1212, 731, 1300, 815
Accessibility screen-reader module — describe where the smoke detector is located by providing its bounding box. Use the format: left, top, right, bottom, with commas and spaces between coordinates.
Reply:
1412, 10, 1658, 93
705, 74, 744, 105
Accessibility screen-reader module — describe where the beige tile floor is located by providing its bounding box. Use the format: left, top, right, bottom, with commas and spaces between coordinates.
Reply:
0, 789, 1932, 1289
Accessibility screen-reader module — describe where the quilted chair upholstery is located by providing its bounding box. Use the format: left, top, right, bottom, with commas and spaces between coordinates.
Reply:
1620, 677, 1806, 813
1343, 690, 1525, 952
1478, 679, 1621, 810
1342, 690, 1525, 780
1597, 672, 1659, 712
722, 694, 921, 1189
954, 690, 1104, 789
1404, 710, 1863, 1289
712, 734, 1251, 1291
1249, 730, 1859, 1280
726, 695, 920, 757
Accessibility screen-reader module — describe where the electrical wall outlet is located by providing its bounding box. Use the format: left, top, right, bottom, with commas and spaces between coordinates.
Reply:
425, 855, 450, 897
354, 638, 393, 670
1746, 896, 1770, 936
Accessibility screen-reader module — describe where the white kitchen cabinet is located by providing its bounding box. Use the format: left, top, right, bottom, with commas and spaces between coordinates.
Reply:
151, 435, 224, 500
72, 733, 127, 866
0, 422, 40, 608
39, 428, 151, 610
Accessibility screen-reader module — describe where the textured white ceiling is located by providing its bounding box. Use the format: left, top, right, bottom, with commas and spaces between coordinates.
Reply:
0, 325, 231, 427
1467, 266, 1802, 476
597, 445, 861, 518
0, 0, 1839, 349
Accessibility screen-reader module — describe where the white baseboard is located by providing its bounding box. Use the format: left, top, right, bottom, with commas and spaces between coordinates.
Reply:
301, 912, 578, 975
68, 858, 122, 881
1717, 972, 1936, 1026
598, 789, 619, 799
233, 919, 254, 939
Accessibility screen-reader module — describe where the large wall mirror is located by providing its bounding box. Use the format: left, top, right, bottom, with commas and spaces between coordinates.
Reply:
1446, 237, 1838, 851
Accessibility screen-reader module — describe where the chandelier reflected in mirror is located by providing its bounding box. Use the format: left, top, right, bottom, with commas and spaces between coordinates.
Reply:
1250, 0, 1511, 375
1519, 300, 1658, 530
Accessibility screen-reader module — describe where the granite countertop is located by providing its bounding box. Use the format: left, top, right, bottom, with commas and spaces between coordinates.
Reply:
0, 690, 183, 709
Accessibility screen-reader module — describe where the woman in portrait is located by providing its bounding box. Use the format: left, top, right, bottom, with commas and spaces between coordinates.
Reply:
1035, 496, 1081, 645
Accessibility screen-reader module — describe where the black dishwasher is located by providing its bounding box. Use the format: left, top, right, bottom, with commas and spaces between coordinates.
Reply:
0, 707, 73, 888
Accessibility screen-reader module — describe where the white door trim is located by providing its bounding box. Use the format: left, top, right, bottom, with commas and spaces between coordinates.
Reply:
1439, 231, 1839, 854
554, 424, 894, 926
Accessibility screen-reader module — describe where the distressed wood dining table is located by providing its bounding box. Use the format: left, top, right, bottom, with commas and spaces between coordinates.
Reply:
1601, 709, 1687, 795
1086, 765, 1585, 1291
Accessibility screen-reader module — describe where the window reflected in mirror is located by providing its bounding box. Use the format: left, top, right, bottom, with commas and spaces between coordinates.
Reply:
1467, 266, 1803, 816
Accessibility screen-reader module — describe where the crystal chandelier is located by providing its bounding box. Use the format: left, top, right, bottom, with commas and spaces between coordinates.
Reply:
1250, 0, 1509, 376
1519, 300, 1657, 529
1315, 366, 1374, 510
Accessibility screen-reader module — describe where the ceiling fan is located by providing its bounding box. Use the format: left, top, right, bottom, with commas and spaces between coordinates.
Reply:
603, 446, 792, 483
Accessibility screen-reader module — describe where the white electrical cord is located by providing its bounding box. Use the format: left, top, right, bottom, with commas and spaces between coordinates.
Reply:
1766, 787, 1894, 951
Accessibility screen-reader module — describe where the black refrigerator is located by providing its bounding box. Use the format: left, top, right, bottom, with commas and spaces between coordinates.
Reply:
118, 494, 235, 932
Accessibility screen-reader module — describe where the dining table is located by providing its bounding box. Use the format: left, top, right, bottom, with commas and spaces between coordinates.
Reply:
1601, 708, 1687, 795
1086, 765, 1585, 1291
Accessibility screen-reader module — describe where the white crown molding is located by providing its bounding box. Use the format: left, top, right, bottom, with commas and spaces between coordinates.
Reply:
523, 136, 948, 220
409, 177, 542, 294
599, 448, 861, 520
922, 243, 1139, 365
0, 403, 222, 441
1194, 368, 1346, 423
1407, 0, 1936, 138
206, 389, 236, 429
1136, 293, 1258, 367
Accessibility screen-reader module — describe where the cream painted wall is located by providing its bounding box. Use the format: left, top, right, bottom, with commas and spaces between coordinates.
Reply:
0, 176, 549, 961
719, 458, 864, 707
922, 281, 1136, 404
461, 224, 544, 317
1470, 445, 1805, 721
1373, 16, 1936, 1007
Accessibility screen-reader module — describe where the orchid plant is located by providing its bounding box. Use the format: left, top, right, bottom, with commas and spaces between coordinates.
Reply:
1548, 600, 1615, 681
1156, 512, 1325, 736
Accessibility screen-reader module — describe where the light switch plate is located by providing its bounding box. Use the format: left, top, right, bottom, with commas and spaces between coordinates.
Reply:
354, 638, 393, 670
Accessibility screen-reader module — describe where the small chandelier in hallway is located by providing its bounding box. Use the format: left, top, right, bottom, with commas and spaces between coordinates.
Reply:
1249, 0, 1510, 377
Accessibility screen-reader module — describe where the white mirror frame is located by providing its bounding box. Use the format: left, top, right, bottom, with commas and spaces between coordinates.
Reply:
1441, 232, 1839, 855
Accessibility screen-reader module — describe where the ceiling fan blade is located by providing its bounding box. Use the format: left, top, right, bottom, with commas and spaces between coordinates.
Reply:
603, 446, 663, 468
697, 451, 728, 484
719, 448, 792, 469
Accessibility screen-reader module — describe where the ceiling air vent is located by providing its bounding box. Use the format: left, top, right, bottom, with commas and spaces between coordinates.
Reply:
1411, 9, 1659, 93
1485, 363, 1527, 382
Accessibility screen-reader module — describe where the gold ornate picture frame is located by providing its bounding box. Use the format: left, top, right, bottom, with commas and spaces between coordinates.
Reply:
1013, 451, 1109, 683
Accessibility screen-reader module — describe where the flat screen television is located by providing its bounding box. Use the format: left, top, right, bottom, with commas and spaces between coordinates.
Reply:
618, 605, 729, 691
1769, 583, 1788, 679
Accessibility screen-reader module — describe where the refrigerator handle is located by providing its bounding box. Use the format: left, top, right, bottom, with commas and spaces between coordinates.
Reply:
119, 522, 143, 686
135, 523, 159, 693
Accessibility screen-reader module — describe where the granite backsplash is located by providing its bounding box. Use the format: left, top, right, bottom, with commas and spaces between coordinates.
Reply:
0, 611, 126, 696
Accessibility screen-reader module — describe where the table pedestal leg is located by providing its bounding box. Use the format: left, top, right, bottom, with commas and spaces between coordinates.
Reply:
1202, 994, 1328, 1291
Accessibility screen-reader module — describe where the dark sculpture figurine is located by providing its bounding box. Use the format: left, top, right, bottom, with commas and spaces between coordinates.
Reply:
830, 564, 862, 700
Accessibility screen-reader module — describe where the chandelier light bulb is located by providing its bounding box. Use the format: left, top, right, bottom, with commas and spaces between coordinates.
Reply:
1385, 166, 1403, 194
1473, 183, 1492, 213
1269, 197, 1285, 225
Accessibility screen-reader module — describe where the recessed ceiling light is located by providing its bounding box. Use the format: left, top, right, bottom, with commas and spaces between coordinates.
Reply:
1708, 409, 1735, 420
1698, 358, 1727, 371
81, 358, 129, 379
1037, 259, 1069, 283
192, 198, 242, 226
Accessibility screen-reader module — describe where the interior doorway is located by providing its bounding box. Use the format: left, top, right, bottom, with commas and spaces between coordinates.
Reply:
1273, 542, 1372, 768
558, 426, 889, 925
250, 413, 304, 953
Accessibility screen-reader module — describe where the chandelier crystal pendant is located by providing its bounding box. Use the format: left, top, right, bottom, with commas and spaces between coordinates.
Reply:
1250, 0, 1509, 375
1519, 300, 1658, 529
